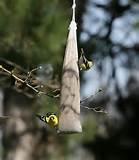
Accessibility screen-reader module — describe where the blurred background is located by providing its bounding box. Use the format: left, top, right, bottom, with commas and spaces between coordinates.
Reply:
0, 0, 138, 160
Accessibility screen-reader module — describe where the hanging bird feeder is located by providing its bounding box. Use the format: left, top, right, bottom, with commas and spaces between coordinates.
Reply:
58, 0, 82, 133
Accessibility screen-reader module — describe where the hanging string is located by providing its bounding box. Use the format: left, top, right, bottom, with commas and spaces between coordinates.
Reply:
72, 0, 76, 22
69, 0, 76, 30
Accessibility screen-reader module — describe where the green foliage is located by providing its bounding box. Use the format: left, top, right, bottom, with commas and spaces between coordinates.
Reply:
0, 0, 68, 69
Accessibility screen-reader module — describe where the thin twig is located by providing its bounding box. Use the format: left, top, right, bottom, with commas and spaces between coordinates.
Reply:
25, 66, 41, 82
0, 65, 59, 98
80, 88, 102, 104
81, 105, 107, 114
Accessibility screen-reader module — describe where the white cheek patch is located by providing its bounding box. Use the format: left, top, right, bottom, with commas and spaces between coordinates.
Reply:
45, 117, 49, 123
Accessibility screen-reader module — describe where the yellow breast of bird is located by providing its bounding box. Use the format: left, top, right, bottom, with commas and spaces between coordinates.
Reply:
48, 116, 58, 128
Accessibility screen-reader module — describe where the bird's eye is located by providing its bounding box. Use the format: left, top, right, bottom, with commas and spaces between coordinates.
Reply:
50, 116, 54, 120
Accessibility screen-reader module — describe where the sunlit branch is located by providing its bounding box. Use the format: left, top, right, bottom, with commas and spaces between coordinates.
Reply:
0, 65, 59, 98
